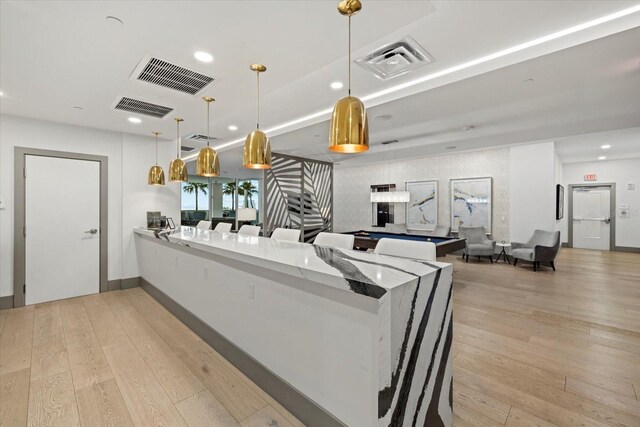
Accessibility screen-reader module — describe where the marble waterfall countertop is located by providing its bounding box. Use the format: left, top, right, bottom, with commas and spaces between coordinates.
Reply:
135, 226, 453, 426
134, 226, 448, 300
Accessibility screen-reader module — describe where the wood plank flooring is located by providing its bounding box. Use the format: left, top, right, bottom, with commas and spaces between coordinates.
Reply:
0, 248, 637, 426
450, 248, 640, 427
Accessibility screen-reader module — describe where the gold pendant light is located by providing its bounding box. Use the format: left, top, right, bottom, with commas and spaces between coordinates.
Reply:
196, 96, 220, 177
169, 118, 188, 182
329, 0, 368, 153
148, 131, 165, 185
243, 64, 271, 169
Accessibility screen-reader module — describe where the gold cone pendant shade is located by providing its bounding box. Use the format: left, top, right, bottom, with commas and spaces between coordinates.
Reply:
169, 118, 188, 182
148, 165, 165, 185
148, 131, 165, 185
329, 96, 368, 153
244, 129, 272, 169
329, 0, 368, 153
197, 97, 220, 177
243, 64, 271, 169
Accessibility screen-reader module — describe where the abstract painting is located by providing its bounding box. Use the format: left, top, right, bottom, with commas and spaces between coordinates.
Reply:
556, 184, 564, 220
450, 177, 492, 233
406, 180, 438, 230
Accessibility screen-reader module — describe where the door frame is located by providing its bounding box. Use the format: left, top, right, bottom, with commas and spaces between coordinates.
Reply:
567, 182, 615, 250
13, 147, 108, 307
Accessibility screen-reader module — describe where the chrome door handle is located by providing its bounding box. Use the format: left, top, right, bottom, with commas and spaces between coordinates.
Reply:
84, 228, 98, 234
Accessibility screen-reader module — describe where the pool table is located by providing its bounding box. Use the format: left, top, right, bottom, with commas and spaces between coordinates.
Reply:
342, 230, 465, 258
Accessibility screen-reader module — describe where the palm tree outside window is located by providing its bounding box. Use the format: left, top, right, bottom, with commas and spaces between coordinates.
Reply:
183, 181, 209, 211
238, 180, 258, 208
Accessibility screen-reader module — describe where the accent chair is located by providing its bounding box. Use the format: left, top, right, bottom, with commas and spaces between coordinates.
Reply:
238, 225, 260, 237
458, 226, 495, 263
314, 232, 355, 250
385, 223, 408, 234
196, 220, 211, 230
431, 225, 451, 237
213, 222, 232, 233
512, 230, 561, 271
270, 228, 301, 242
374, 238, 436, 262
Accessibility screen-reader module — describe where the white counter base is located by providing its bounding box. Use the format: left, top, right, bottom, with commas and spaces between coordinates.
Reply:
135, 228, 452, 426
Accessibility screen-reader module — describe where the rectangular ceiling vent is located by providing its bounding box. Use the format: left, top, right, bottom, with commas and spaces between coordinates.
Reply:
185, 134, 219, 143
113, 97, 173, 118
181, 146, 196, 152
356, 36, 434, 80
133, 56, 214, 95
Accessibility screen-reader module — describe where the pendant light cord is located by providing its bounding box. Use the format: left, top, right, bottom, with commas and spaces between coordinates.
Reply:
154, 134, 158, 165
206, 101, 211, 147
256, 71, 260, 130
176, 121, 180, 158
348, 14, 352, 96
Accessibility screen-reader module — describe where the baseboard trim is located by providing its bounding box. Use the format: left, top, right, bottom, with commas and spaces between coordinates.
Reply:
614, 246, 640, 253
107, 280, 122, 291
107, 277, 141, 291
122, 277, 141, 289
0, 295, 14, 310
140, 278, 345, 427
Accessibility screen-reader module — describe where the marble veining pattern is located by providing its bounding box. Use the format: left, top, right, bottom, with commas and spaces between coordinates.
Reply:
135, 227, 453, 426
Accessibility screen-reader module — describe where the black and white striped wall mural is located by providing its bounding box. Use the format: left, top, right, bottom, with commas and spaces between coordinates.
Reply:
265, 153, 333, 242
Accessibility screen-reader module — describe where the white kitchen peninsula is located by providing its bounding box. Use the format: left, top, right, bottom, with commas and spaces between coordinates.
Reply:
134, 227, 452, 427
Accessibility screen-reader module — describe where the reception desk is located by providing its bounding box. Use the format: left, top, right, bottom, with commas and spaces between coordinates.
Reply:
134, 227, 452, 427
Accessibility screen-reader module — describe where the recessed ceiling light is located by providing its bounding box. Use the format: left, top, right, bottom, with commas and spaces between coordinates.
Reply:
179, 4, 640, 161
228, 125, 238, 131
601, 144, 611, 149
194, 51, 213, 63
330, 81, 344, 90
0, 91, 4, 96
598, 156, 607, 160
128, 117, 142, 124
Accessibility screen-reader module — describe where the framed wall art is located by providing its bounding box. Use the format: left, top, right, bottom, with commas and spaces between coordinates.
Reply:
450, 177, 492, 233
406, 180, 438, 230
556, 184, 564, 220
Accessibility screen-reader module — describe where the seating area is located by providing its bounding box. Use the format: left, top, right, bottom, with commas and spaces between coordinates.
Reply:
512, 229, 562, 271
3, 2, 639, 426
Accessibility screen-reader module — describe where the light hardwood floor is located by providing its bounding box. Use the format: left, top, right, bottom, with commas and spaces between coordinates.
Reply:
0, 248, 638, 426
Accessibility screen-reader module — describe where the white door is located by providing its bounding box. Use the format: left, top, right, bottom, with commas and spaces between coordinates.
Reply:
572, 186, 611, 251
25, 155, 101, 305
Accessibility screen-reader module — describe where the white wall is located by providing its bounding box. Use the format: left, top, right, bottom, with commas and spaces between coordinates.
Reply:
562, 158, 640, 248
0, 114, 180, 297
334, 147, 511, 242
509, 141, 558, 243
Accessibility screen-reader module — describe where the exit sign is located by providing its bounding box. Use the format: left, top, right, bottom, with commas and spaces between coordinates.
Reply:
584, 173, 597, 181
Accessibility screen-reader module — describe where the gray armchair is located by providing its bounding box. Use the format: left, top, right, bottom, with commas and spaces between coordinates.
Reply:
458, 226, 496, 263
432, 225, 451, 237
512, 230, 561, 271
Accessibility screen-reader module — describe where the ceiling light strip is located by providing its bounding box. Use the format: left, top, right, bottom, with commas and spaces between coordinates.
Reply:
182, 4, 640, 161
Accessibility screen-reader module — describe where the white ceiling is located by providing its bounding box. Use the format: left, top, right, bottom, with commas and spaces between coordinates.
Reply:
556, 127, 640, 163
1, 0, 640, 166
272, 25, 640, 165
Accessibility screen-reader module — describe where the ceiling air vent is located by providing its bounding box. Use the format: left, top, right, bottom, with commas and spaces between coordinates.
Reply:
356, 37, 433, 80
185, 134, 219, 143
181, 146, 196, 152
113, 97, 173, 118
132, 56, 214, 95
